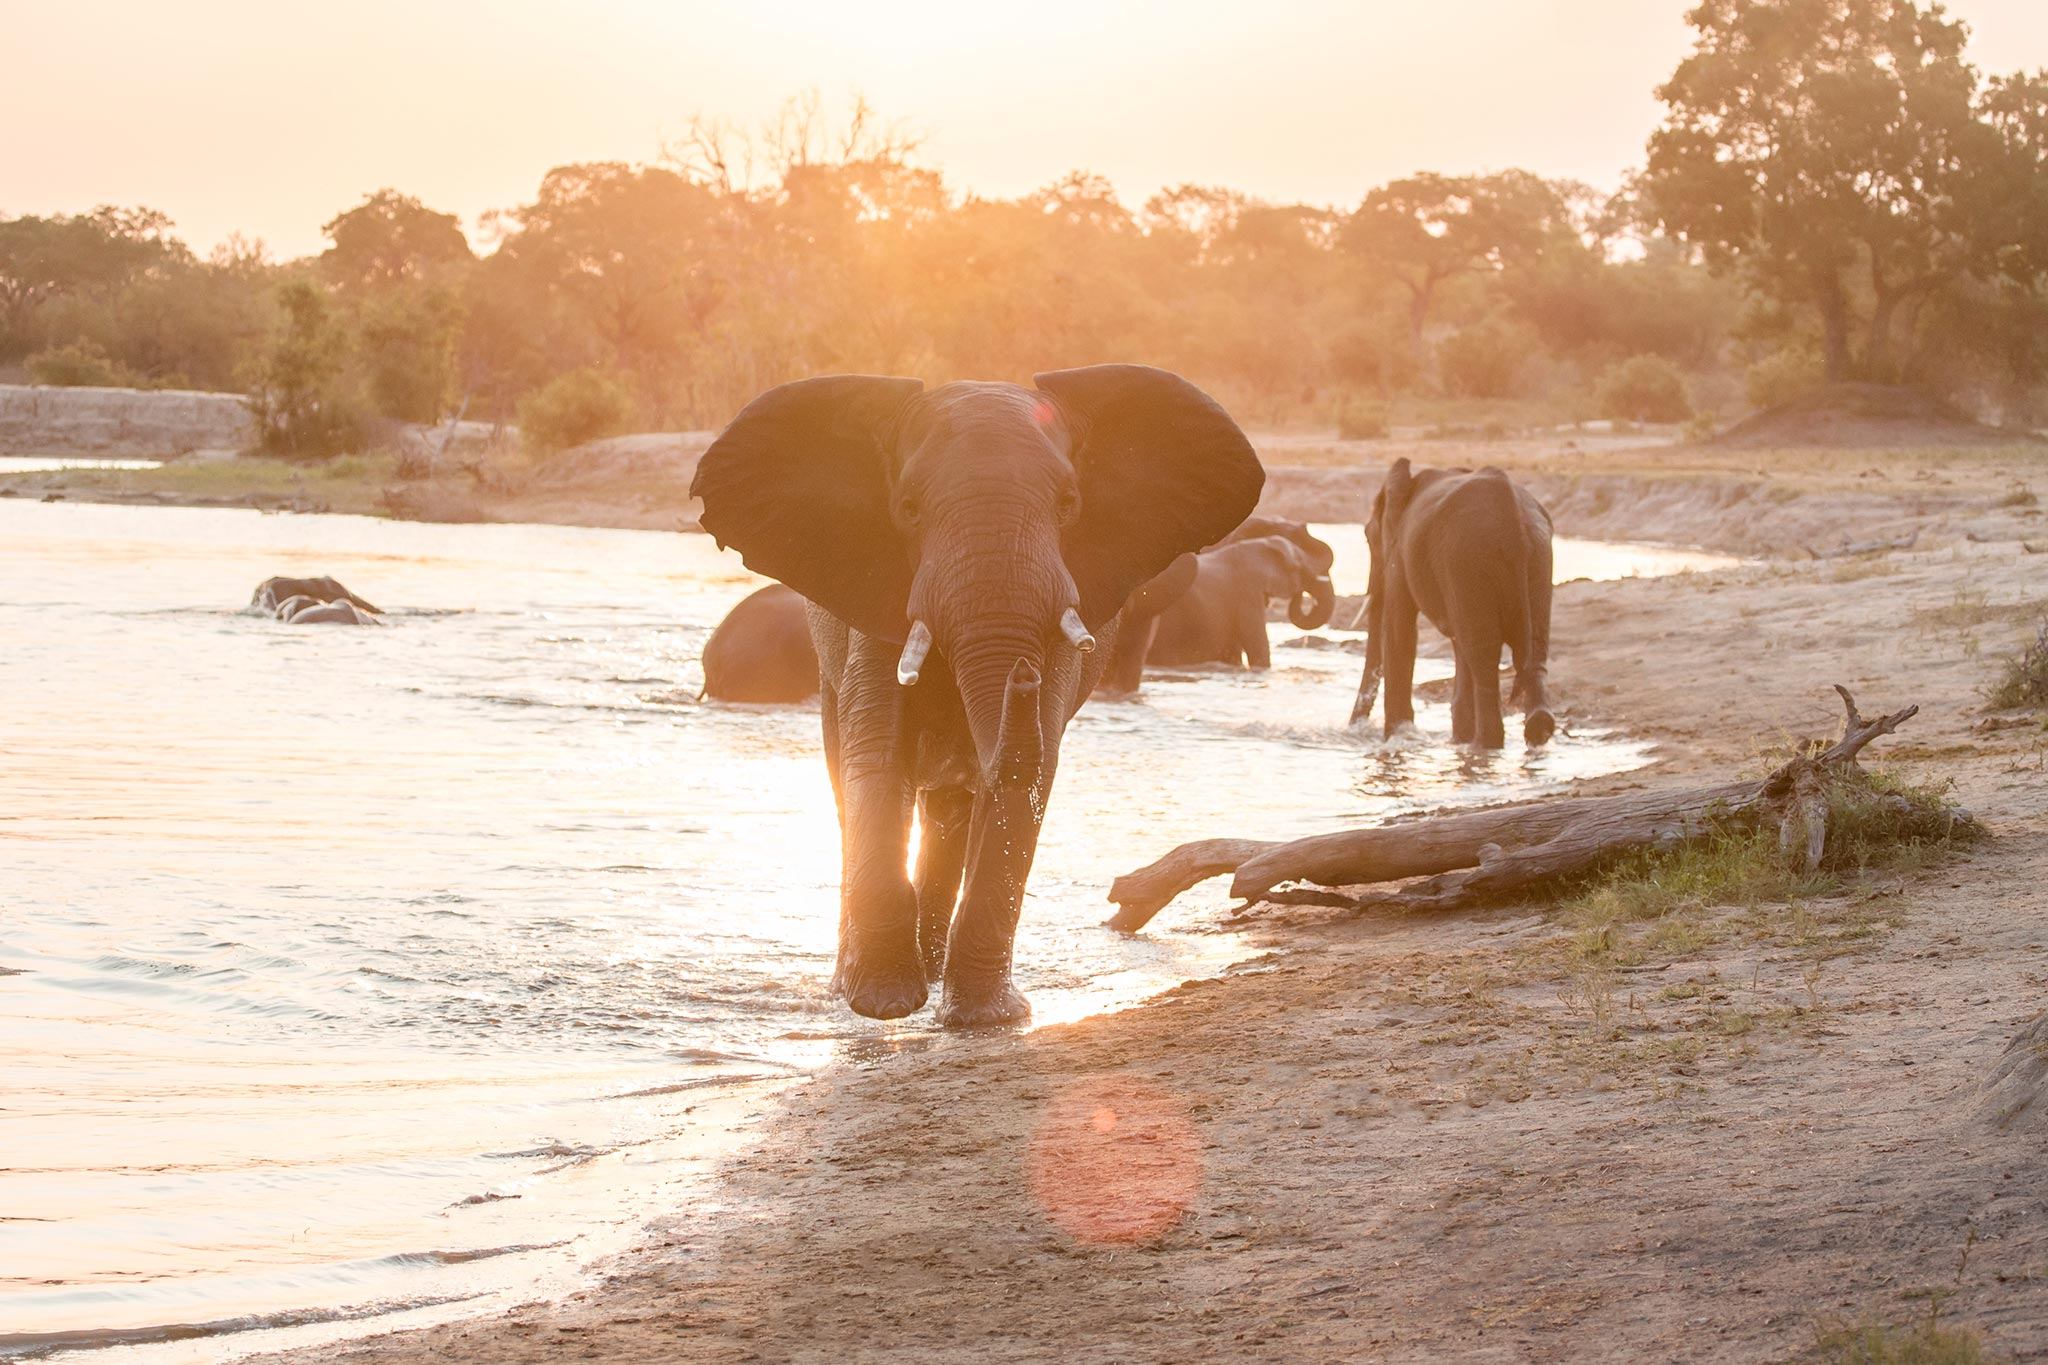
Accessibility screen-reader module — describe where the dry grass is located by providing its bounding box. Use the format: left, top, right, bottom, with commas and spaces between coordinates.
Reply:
1986, 622, 2048, 711
1808, 1319, 1989, 1364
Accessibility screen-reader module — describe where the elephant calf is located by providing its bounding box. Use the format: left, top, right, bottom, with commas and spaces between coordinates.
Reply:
1353, 457, 1555, 749
702, 584, 821, 703
1146, 533, 1333, 669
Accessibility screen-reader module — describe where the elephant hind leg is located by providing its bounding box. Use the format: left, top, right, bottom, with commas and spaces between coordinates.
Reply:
1449, 660, 1476, 744
914, 786, 974, 982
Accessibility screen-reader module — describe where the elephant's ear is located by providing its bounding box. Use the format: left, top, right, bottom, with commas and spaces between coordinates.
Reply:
1127, 551, 1199, 619
1035, 364, 1265, 629
1381, 456, 1416, 523
690, 375, 925, 643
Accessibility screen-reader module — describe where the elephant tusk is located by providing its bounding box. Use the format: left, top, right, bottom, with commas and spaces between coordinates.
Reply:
1058, 607, 1096, 653
897, 620, 932, 686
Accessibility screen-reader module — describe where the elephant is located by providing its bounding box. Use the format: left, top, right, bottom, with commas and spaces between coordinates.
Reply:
1218, 515, 1338, 628
1144, 534, 1330, 669
702, 584, 820, 703
1091, 553, 1199, 697
283, 599, 380, 625
251, 576, 381, 616
1351, 457, 1555, 749
691, 365, 1263, 1027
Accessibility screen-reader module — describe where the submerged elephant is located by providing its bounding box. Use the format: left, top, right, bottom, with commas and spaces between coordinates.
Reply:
250, 576, 383, 626
691, 366, 1263, 1026
251, 576, 382, 616
1352, 458, 1555, 748
1091, 553, 1199, 697
1145, 534, 1330, 669
702, 584, 820, 703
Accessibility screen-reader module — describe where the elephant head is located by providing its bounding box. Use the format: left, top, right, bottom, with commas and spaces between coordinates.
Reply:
1350, 457, 1417, 725
1223, 516, 1336, 628
691, 366, 1264, 770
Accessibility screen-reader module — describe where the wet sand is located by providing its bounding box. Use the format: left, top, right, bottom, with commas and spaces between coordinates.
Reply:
242, 447, 2048, 1362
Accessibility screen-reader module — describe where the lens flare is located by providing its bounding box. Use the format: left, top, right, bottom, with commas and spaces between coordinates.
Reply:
1027, 1075, 1201, 1245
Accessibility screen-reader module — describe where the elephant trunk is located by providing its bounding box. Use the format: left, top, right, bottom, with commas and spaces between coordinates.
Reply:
990, 659, 1045, 788
1290, 574, 1337, 629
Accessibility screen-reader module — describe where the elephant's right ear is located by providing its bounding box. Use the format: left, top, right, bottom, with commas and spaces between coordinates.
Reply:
690, 376, 925, 643
1381, 456, 1416, 523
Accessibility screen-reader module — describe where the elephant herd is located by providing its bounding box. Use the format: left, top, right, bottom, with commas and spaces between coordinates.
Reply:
248, 575, 383, 625
701, 513, 1338, 705
689, 366, 1559, 1027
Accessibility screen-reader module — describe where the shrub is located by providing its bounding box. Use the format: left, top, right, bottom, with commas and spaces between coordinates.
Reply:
518, 368, 637, 456
1746, 348, 1825, 411
27, 340, 136, 388
1333, 396, 1389, 440
243, 280, 368, 459
1438, 320, 1534, 399
1987, 622, 2048, 710
1594, 355, 1694, 423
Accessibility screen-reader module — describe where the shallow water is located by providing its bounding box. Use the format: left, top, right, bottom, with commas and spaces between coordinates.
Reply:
0, 503, 1721, 1360
0, 457, 163, 475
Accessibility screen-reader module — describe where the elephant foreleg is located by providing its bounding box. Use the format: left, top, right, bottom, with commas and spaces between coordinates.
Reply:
1455, 632, 1508, 749
827, 648, 925, 1021
1240, 593, 1272, 670
1380, 584, 1420, 737
914, 786, 973, 982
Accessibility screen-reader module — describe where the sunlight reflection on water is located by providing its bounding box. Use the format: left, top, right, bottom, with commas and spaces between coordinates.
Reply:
0, 502, 1725, 1359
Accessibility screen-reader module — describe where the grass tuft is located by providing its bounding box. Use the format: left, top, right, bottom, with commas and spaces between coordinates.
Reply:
1809, 1318, 1988, 1364
1986, 622, 2048, 711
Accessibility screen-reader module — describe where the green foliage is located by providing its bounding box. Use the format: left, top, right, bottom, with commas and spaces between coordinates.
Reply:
1332, 395, 1390, 440
1439, 319, 1534, 399
355, 285, 464, 422
1747, 348, 1827, 412
243, 280, 367, 459
1986, 622, 2048, 710
27, 340, 136, 387
517, 368, 637, 456
1810, 1319, 1988, 1364
1595, 354, 1694, 423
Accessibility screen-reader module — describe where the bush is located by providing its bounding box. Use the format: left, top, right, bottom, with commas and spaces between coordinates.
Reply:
1987, 623, 2048, 710
1746, 349, 1825, 411
1438, 321, 1534, 400
1594, 355, 1694, 424
243, 280, 368, 459
1333, 396, 1389, 440
27, 340, 136, 388
518, 368, 637, 456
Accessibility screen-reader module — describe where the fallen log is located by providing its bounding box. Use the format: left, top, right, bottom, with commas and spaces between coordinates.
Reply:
1108, 686, 1948, 929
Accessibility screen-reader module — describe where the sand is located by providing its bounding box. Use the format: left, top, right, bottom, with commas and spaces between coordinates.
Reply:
227, 443, 2048, 1363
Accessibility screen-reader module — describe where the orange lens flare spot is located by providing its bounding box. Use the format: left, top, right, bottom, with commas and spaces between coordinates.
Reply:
1031, 399, 1056, 426
1027, 1076, 1201, 1246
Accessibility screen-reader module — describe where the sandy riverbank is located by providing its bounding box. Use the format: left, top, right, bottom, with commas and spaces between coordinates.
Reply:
224, 447, 2048, 1363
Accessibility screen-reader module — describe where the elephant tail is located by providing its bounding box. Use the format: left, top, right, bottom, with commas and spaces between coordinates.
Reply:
1505, 547, 1537, 703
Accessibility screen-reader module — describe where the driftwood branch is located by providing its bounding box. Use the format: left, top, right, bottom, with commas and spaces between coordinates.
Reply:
1108, 686, 1936, 930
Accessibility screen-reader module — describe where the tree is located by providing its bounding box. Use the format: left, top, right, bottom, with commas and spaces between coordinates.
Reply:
0, 206, 179, 359
319, 190, 473, 291
1640, 0, 2006, 382
243, 280, 364, 457
1344, 171, 1572, 362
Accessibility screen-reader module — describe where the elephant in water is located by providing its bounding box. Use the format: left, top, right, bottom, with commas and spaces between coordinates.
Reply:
1145, 534, 1331, 669
702, 584, 820, 703
691, 366, 1263, 1026
1217, 515, 1338, 628
1352, 457, 1555, 749
1091, 553, 1199, 697
250, 576, 383, 625
251, 576, 382, 616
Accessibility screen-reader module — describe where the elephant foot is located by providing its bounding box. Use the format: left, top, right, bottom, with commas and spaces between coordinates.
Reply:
1524, 708, 1556, 747
835, 953, 929, 1021
936, 976, 1032, 1030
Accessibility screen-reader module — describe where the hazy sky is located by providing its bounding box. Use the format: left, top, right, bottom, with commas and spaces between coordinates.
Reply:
8, 0, 2047, 259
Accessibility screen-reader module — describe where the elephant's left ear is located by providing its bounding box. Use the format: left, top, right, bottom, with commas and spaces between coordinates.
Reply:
1035, 364, 1265, 629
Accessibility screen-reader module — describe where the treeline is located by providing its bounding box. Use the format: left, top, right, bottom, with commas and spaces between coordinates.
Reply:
1, 0, 2043, 457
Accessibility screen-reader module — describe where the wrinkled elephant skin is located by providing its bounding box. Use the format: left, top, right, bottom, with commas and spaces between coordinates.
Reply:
690, 367, 1264, 1026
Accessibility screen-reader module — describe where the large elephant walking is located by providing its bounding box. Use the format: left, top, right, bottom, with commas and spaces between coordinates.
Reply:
1352, 458, 1555, 749
691, 366, 1263, 1026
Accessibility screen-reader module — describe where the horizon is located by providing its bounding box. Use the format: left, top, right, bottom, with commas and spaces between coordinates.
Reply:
10, 0, 2047, 260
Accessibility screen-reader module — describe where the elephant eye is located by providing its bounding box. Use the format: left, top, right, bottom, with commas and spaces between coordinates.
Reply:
1056, 490, 1080, 525
898, 496, 921, 525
